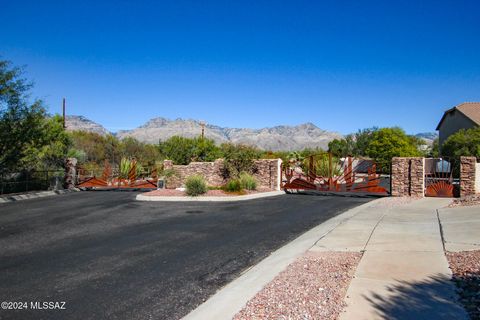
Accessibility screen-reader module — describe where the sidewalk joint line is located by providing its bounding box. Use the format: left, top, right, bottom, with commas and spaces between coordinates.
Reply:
309, 205, 371, 250
436, 208, 447, 253
362, 209, 388, 251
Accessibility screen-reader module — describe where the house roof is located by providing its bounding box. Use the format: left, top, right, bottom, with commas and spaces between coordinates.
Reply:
436, 102, 480, 130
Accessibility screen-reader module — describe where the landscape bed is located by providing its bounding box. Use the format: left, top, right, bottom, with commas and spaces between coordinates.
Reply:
447, 250, 480, 319
449, 194, 480, 207
234, 251, 362, 320
141, 187, 275, 197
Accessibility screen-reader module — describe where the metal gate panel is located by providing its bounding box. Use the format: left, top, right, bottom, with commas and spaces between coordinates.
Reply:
424, 157, 459, 198
282, 153, 390, 196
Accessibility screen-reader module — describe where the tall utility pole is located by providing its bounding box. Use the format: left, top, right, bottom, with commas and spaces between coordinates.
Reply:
200, 121, 205, 139
62, 98, 66, 129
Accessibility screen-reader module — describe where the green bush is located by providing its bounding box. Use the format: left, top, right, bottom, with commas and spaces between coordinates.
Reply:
185, 175, 208, 196
239, 172, 257, 190
220, 143, 261, 179
442, 127, 480, 158
224, 179, 242, 192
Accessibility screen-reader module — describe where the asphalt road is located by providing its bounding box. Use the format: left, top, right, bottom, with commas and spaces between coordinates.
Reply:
0, 191, 370, 320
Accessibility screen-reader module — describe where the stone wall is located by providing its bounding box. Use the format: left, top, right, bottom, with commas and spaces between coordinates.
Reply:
391, 157, 425, 197
163, 158, 282, 190
409, 158, 425, 197
460, 156, 477, 197
476, 163, 480, 193
391, 158, 409, 197
64, 157, 78, 189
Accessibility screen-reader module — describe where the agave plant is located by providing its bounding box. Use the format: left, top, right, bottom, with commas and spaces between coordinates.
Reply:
118, 157, 144, 180
119, 157, 132, 179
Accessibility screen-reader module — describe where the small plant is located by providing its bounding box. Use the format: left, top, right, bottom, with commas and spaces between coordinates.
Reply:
185, 175, 208, 196
239, 172, 257, 190
224, 179, 242, 192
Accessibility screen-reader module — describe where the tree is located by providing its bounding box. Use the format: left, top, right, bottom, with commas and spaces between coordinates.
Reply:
220, 143, 261, 178
21, 115, 71, 170
352, 127, 378, 156
328, 136, 355, 157
158, 136, 220, 164
0, 60, 70, 172
69, 131, 108, 163
442, 127, 480, 158
365, 127, 422, 170
328, 128, 378, 157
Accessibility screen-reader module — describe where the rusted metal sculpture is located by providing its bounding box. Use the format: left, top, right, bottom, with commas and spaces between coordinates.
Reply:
77, 159, 157, 190
424, 158, 458, 198
282, 153, 389, 196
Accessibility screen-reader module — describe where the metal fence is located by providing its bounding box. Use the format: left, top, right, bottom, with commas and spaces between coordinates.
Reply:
0, 170, 65, 195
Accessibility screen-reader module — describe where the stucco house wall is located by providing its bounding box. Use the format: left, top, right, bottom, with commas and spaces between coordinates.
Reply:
438, 109, 478, 147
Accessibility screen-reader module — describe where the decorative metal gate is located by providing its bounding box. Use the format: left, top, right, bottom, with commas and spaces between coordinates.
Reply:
424, 158, 459, 198
281, 153, 390, 196
77, 160, 158, 190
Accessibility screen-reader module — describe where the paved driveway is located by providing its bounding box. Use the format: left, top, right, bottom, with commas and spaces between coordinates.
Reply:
0, 191, 370, 320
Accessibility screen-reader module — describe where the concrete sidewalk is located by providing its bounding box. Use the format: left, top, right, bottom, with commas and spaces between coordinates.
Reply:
183, 197, 473, 320
438, 205, 480, 252
311, 198, 468, 320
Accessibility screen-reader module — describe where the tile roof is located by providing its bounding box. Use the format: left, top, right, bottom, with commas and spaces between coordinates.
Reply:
436, 102, 480, 130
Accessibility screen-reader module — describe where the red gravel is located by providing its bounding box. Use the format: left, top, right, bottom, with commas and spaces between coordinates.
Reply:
142, 187, 274, 197
446, 250, 480, 319
234, 251, 362, 320
449, 194, 480, 207
142, 189, 185, 196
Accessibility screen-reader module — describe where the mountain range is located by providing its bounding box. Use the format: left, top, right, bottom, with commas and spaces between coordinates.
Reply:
66, 116, 342, 151
65, 115, 437, 151
414, 132, 438, 144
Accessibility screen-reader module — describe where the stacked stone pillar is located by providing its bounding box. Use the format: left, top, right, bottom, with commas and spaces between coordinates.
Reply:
64, 157, 78, 189
391, 157, 425, 197
460, 156, 477, 197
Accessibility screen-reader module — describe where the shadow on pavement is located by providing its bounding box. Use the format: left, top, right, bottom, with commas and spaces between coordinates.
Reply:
364, 274, 468, 320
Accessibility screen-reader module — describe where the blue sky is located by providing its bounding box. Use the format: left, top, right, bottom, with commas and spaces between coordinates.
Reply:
1, 1, 479, 134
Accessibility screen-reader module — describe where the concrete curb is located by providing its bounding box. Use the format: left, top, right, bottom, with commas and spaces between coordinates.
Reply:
182, 197, 384, 320
0, 188, 80, 204
136, 190, 285, 202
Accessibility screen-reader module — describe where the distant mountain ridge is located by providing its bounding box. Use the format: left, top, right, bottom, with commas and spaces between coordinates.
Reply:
66, 115, 342, 151
415, 132, 438, 145
65, 115, 109, 136
66, 115, 438, 151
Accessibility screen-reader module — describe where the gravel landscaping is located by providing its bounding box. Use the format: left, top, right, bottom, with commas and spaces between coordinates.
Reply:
233, 251, 362, 320
446, 250, 480, 319
449, 194, 480, 207
141, 187, 274, 197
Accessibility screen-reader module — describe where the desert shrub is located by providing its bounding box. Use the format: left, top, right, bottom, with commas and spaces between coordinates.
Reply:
185, 175, 207, 196
158, 136, 221, 165
220, 143, 260, 179
224, 179, 242, 192
239, 172, 257, 190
